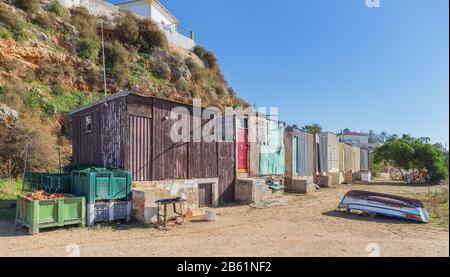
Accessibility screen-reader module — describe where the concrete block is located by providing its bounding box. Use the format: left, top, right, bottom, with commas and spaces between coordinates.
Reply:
235, 178, 270, 204
317, 175, 332, 188
132, 178, 219, 224
328, 171, 344, 186
284, 176, 314, 194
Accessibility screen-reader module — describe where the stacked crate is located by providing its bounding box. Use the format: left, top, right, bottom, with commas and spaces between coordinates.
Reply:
70, 168, 132, 226
27, 173, 71, 194
16, 196, 85, 235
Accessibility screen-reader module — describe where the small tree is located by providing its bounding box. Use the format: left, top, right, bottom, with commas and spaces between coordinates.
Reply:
104, 40, 130, 86
138, 18, 168, 51
301, 124, 322, 135
410, 140, 448, 182
115, 11, 140, 47
373, 138, 449, 183
14, 0, 40, 14
70, 7, 97, 39
372, 139, 414, 181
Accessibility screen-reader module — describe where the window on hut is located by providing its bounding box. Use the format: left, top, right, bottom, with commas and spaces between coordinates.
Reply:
86, 115, 93, 133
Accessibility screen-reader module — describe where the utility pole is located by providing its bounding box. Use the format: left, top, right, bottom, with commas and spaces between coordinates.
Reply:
21, 143, 29, 194
101, 21, 107, 98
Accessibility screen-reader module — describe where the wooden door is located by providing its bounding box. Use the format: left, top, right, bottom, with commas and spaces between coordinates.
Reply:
218, 142, 235, 203
128, 115, 152, 182
237, 128, 249, 173
198, 183, 213, 207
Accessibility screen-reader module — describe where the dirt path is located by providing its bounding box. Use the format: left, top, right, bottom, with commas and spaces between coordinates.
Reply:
0, 183, 448, 257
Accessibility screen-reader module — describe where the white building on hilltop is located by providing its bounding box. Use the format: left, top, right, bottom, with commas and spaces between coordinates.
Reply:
114, 0, 196, 50
58, 0, 196, 50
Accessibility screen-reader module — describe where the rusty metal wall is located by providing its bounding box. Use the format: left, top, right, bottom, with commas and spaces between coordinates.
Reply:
318, 134, 328, 173
286, 128, 314, 177
360, 148, 369, 171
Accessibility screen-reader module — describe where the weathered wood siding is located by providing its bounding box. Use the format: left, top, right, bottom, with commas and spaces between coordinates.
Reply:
218, 142, 235, 203
72, 94, 236, 202
152, 98, 189, 180
71, 96, 126, 168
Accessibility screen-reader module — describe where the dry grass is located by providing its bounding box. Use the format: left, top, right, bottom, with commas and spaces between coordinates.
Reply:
0, 178, 21, 221
424, 187, 449, 230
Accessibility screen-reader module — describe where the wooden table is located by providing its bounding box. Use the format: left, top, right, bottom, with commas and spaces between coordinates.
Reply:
155, 197, 186, 227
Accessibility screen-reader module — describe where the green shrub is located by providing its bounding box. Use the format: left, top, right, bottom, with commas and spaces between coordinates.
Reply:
214, 83, 226, 96
0, 86, 5, 102
0, 117, 59, 176
13, 0, 40, 14
189, 86, 198, 98
36, 61, 75, 86
24, 91, 41, 111
138, 18, 168, 52
10, 25, 27, 41
0, 6, 27, 40
115, 11, 140, 46
0, 6, 18, 27
49, 0, 68, 17
0, 78, 27, 109
175, 80, 189, 93
77, 37, 101, 62
105, 40, 130, 85
228, 87, 236, 99
31, 11, 59, 31
185, 57, 205, 82
193, 45, 218, 69
70, 6, 97, 39
153, 62, 171, 81
0, 26, 12, 39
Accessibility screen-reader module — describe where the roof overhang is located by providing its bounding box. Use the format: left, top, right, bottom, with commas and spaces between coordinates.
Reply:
69, 92, 130, 116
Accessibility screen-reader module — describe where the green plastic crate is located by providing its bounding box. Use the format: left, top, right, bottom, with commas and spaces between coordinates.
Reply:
27, 173, 71, 194
71, 168, 132, 204
15, 196, 85, 235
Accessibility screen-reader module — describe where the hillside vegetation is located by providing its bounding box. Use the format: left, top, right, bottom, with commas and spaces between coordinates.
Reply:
0, 0, 247, 177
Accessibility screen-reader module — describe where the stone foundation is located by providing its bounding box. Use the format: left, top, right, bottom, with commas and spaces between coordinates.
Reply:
284, 176, 314, 194
327, 171, 344, 186
316, 175, 332, 188
132, 178, 218, 225
235, 178, 275, 204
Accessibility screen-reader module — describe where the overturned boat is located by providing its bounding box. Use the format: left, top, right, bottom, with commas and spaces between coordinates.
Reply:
338, 190, 430, 223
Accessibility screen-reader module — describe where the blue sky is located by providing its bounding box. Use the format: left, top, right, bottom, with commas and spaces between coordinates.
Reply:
108, 0, 449, 145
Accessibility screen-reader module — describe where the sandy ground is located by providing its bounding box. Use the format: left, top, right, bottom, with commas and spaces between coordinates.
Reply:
0, 183, 448, 257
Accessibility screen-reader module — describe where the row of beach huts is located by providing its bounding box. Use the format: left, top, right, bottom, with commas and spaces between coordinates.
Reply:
65, 92, 371, 225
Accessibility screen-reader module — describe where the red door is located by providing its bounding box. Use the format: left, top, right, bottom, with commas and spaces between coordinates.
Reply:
237, 128, 249, 173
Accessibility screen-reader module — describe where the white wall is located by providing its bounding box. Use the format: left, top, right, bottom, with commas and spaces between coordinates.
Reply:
116, 1, 150, 17
150, 3, 177, 27
326, 133, 340, 172
58, 0, 120, 19
59, 0, 195, 50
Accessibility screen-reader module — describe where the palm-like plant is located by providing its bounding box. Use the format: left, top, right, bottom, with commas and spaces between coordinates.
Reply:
301, 124, 323, 135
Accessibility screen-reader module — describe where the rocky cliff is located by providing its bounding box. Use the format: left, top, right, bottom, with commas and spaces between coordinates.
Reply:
0, 0, 247, 176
